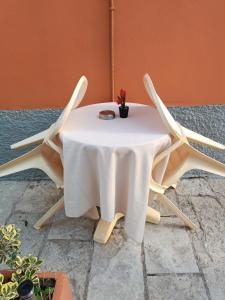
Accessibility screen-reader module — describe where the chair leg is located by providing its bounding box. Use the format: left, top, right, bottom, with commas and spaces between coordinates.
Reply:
161, 144, 190, 187
189, 146, 225, 177
34, 197, 64, 229
93, 213, 124, 244
0, 147, 43, 178
0, 145, 63, 188
181, 125, 225, 150
40, 144, 64, 187
158, 194, 197, 230
163, 144, 225, 187
94, 205, 161, 244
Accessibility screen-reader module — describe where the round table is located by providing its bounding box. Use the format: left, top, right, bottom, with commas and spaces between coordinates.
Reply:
60, 102, 171, 242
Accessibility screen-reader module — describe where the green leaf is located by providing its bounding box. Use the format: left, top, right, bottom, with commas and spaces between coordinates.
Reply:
0, 274, 4, 284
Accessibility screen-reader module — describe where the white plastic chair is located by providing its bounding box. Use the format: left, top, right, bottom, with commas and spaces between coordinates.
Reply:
150, 140, 197, 230
0, 76, 93, 229
11, 76, 88, 150
143, 73, 225, 227
143, 73, 225, 188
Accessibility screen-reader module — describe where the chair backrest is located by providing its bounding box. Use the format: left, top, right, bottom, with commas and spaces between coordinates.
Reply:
48, 75, 88, 140
143, 73, 183, 139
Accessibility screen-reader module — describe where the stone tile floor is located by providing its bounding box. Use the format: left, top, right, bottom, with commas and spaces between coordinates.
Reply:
1, 177, 225, 300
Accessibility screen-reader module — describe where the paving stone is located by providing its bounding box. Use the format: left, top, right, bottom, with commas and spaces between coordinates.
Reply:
15, 181, 59, 213
179, 192, 225, 268
7, 212, 47, 256
87, 229, 145, 300
40, 240, 93, 300
191, 196, 225, 266
144, 217, 199, 274
2, 178, 225, 300
0, 181, 28, 224
208, 178, 225, 208
151, 178, 212, 218
147, 274, 208, 300
48, 210, 96, 241
189, 233, 214, 269
208, 177, 225, 193
176, 194, 199, 224
176, 178, 214, 197
203, 266, 225, 300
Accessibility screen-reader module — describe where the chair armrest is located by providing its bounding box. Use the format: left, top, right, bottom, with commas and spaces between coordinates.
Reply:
180, 125, 225, 150
11, 128, 49, 150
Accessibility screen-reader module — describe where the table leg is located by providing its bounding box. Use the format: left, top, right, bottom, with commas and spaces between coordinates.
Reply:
93, 213, 124, 244
93, 206, 160, 244
146, 206, 160, 224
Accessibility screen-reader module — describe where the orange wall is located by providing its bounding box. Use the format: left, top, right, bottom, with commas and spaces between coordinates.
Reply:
0, 0, 111, 109
115, 0, 225, 106
0, 0, 225, 109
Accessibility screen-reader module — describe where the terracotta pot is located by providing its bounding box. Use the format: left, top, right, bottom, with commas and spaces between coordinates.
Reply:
0, 270, 73, 300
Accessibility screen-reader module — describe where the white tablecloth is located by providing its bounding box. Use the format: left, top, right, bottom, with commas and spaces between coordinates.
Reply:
60, 102, 171, 242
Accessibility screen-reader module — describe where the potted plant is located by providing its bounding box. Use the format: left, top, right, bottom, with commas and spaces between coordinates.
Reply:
117, 89, 129, 118
0, 224, 73, 300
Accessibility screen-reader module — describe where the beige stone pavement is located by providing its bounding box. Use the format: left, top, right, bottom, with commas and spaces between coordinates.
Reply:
1, 177, 225, 300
